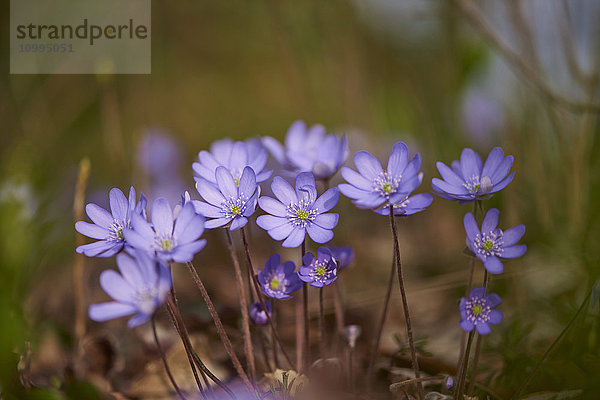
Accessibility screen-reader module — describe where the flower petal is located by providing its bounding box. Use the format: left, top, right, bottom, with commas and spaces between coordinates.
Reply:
460, 148, 483, 179
482, 208, 500, 233
86, 203, 114, 229
258, 197, 287, 217
194, 201, 223, 218
266, 223, 294, 241
122, 229, 153, 252
387, 142, 409, 177
476, 322, 492, 335
436, 161, 465, 187
196, 179, 225, 206
488, 309, 503, 324
469, 287, 486, 299
257, 215, 287, 231
89, 302, 136, 322
151, 198, 174, 235
116, 253, 145, 288
314, 213, 338, 230
503, 224, 525, 246
306, 224, 334, 244
205, 218, 231, 229
354, 151, 383, 180
282, 227, 306, 248
460, 319, 474, 332
109, 188, 129, 221
485, 293, 502, 308
100, 270, 135, 302
229, 216, 248, 231
481, 147, 505, 178
216, 166, 238, 198
271, 177, 298, 205
463, 212, 479, 243
75, 221, 109, 240
341, 167, 372, 190
502, 245, 527, 259
313, 187, 339, 213
76, 241, 120, 257
295, 172, 317, 203
490, 155, 513, 184
483, 256, 504, 274
238, 167, 257, 198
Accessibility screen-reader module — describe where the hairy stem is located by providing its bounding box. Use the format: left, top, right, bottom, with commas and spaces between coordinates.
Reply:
185, 261, 254, 393
366, 250, 396, 388
389, 206, 423, 399
319, 287, 325, 357
301, 241, 310, 371
224, 229, 256, 383
152, 317, 187, 400
166, 297, 233, 398
240, 227, 296, 369
455, 331, 475, 400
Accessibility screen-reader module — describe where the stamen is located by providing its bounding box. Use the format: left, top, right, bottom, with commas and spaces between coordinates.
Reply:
287, 199, 317, 228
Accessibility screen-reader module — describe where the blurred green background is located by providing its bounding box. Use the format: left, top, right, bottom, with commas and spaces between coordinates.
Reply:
1, 1, 599, 399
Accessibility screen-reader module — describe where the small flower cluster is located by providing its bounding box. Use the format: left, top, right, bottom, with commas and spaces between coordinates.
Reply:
432, 147, 526, 334
74, 119, 528, 398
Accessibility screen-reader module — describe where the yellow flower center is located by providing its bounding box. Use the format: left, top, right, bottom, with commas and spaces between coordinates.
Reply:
472, 305, 482, 316
296, 209, 309, 220
270, 279, 281, 290
315, 266, 326, 276
161, 239, 173, 251
382, 183, 394, 194
230, 204, 241, 214
483, 240, 494, 251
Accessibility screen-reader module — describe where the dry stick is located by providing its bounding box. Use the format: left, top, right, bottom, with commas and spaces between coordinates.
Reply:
152, 317, 187, 400
166, 297, 232, 398
224, 229, 256, 383
185, 261, 254, 393
467, 271, 489, 395
366, 251, 396, 388
72, 158, 90, 378
301, 241, 310, 371
388, 206, 424, 400
240, 227, 296, 369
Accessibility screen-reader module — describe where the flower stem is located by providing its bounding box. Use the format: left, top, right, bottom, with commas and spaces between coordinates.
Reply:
467, 270, 489, 395
332, 282, 345, 335
185, 261, 254, 393
455, 330, 475, 400
388, 206, 424, 400
240, 227, 296, 369
151, 316, 187, 400
272, 302, 279, 367
301, 241, 310, 371
224, 229, 256, 383
319, 287, 325, 357
366, 250, 396, 388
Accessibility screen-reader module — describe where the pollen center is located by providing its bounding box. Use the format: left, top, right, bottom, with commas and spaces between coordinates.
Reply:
270, 279, 281, 290
472, 305, 482, 316
296, 209, 309, 220
474, 183, 480, 192
315, 266, 326, 276
230, 204, 241, 214
161, 239, 173, 251
234, 177, 240, 187
483, 240, 494, 251
382, 183, 393, 194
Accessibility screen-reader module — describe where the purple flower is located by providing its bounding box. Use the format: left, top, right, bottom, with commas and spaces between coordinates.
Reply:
194, 166, 260, 231
432, 147, 514, 203
123, 199, 206, 263
258, 254, 302, 299
339, 142, 426, 212
89, 251, 172, 328
262, 120, 349, 180
193, 138, 272, 185
75, 187, 147, 258
257, 172, 339, 248
326, 245, 355, 271
459, 287, 503, 335
298, 247, 338, 288
464, 208, 526, 274
249, 301, 272, 325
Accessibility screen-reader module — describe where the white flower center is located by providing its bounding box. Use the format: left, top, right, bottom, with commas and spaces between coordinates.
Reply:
286, 199, 317, 228
474, 231, 503, 257
373, 172, 400, 198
